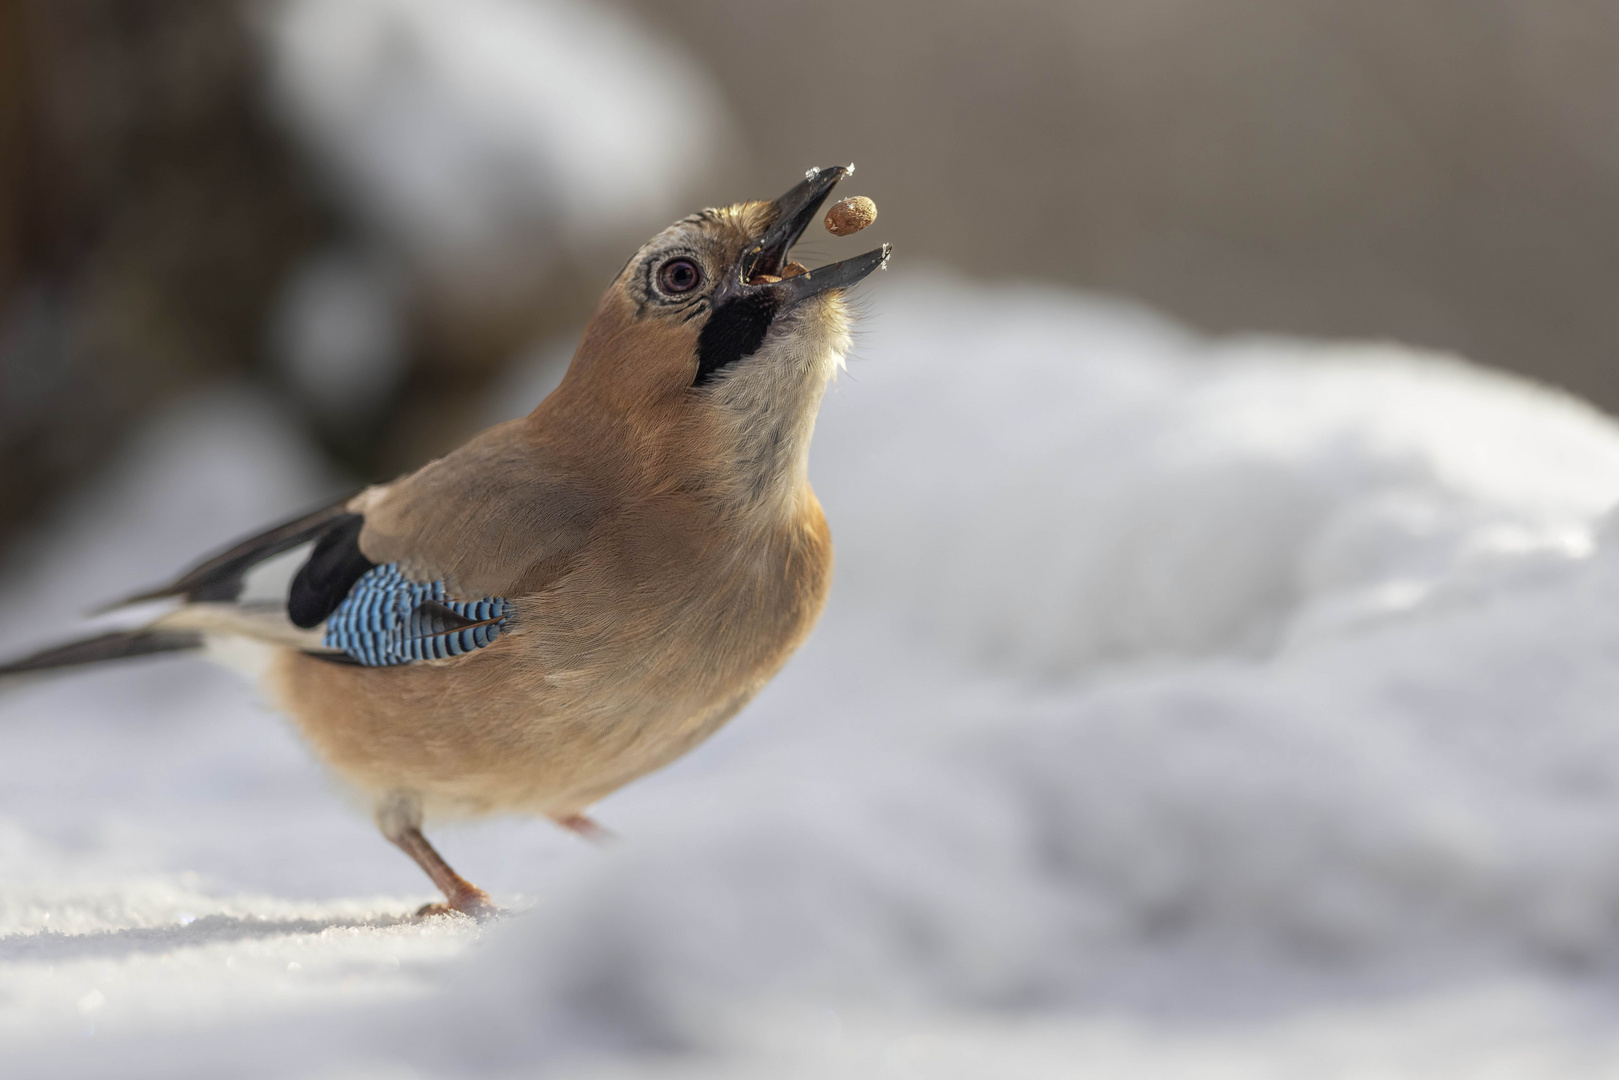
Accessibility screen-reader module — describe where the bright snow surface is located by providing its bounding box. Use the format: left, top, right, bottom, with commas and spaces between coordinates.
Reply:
6, 273, 1619, 1075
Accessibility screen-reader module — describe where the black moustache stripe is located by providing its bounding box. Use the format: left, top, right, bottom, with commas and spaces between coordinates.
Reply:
694, 292, 779, 386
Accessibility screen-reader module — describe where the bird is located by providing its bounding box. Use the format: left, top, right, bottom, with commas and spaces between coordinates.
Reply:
0, 165, 889, 918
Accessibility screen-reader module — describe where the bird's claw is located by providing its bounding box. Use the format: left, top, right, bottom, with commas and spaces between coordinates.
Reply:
415, 888, 501, 921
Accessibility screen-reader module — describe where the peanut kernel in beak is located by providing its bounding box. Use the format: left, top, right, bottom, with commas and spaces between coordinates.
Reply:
825, 197, 877, 237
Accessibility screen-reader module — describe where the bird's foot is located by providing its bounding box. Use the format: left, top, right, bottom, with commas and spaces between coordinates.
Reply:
415, 886, 500, 921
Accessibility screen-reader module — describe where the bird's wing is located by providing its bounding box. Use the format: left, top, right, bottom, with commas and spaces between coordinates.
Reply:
349, 419, 603, 602
122, 420, 602, 668
111, 495, 362, 608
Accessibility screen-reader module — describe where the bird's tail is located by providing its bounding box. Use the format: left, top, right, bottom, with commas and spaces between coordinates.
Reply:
0, 601, 332, 684
0, 628, 204, 680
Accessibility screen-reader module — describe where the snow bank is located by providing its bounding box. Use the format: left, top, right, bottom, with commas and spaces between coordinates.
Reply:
9, 274, 1619, 1075
818, 281, 1619, 673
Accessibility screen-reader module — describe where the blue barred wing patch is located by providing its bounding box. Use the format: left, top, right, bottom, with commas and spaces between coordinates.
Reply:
321, 563, 513, 667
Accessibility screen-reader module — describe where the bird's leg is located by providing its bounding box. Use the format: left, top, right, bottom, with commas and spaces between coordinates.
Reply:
555, 812, 615, 844
376, 794, 499, 919
391, 828, 498, 919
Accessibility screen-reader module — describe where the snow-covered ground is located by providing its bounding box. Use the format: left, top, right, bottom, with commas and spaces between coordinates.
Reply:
7, 272, 1619, 1076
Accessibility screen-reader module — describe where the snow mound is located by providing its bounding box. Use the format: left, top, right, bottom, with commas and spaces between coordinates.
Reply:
818, 279, 1619, 673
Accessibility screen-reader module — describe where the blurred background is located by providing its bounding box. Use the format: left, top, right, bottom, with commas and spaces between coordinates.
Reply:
4, 0, 1619, 546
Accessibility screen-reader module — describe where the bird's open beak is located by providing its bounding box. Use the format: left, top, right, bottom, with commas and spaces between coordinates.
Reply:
733, 165, 890, 309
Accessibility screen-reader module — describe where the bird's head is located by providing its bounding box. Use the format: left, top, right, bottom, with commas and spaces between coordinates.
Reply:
549, 165, 888, 507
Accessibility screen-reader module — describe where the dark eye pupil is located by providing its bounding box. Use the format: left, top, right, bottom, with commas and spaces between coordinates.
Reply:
660, 258, 700, 294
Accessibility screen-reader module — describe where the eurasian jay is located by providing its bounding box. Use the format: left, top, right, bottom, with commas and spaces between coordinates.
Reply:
0, 165, 888, 917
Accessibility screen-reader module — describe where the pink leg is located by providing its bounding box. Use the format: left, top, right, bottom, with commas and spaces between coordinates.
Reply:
377, 795, 499, 919
556, 812, 615, 844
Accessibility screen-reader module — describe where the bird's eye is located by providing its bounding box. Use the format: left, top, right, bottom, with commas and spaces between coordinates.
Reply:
658, 257, 702, 295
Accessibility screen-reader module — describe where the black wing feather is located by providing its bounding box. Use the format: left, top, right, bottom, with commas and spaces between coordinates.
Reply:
287, 514, 376, 628
112, 494, 360, 608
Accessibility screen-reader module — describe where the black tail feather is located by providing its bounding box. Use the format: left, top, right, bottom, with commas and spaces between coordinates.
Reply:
0, 630, 204, 679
